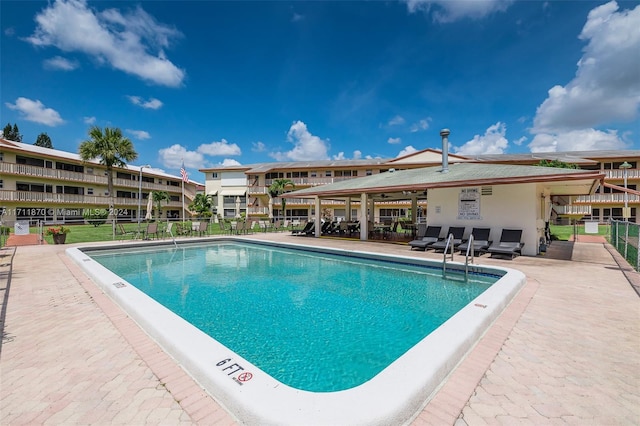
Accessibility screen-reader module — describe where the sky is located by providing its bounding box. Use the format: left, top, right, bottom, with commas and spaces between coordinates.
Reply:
1, 0, 639, 183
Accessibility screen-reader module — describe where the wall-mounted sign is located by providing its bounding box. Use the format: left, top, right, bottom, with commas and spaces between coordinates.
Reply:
458, 188, 481, 220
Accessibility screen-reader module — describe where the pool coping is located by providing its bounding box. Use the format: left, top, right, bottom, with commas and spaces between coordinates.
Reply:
67, 238, 526, 426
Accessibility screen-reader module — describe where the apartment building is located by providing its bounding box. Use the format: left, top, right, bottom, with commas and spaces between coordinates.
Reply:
201, 149, 640, 224
0, 138, 198, 226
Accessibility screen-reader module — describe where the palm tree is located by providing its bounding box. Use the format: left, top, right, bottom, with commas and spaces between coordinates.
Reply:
268, 178, 295, 220
79, 126, 138, 238
188, 193, 213, 218
152, 191, 171, 220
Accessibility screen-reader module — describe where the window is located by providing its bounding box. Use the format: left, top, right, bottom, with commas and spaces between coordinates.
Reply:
116, 172, 133, 180
56, 161, 83, 173
87, 188, 94, 195
310, 171, 317, 178
212, 172, 219, 179
0, 152, 3, 162
366, 170, 372, 176
16, 156, 45, 167
325, 171, 332, 177
0, 179, 3, 188
86, 167, 94, 174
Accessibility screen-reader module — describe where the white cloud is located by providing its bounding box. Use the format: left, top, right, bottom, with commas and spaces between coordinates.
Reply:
270, 121, 330, 161
252, 141, 266, 152
532, 1, 640, 133
514, 136, 527, 146
454, 122, 509, 155
127, 95, 163, 110
410, 118, 431, 132
83, 116, 96, 124
25, 0, 185, 87
353, 150, 362, 160
44, 55, 79, 70
221, 158, 242, 166
404, 0, 513, 23
528, 129, 627, 153
197, 139, 242, 156
397, 145, 418, 157
5, 97, 64, 126
332, 152, 346, 160
158, 144, 205, 169
388, 137, 402, 144
126, 129, 150, 140
388, 115, 405, 126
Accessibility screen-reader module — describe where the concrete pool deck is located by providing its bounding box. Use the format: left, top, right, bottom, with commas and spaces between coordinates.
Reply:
1, 235, 638, 425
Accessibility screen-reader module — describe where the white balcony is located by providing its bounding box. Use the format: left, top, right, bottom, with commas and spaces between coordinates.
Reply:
574, 193, 640, 204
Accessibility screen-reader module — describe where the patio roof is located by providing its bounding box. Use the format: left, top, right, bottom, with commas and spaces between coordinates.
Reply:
283, 163, 605, 201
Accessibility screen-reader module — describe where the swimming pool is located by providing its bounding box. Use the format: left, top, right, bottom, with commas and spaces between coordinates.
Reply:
68, 238, 526, 425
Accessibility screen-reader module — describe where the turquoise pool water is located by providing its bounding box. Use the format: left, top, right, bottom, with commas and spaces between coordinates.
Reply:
88, 241, 498, 392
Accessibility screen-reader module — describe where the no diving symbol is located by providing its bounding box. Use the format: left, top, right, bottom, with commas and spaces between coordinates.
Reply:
237, 372, 253, 382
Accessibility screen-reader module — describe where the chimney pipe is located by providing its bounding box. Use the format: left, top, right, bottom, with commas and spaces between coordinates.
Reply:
440, 128, 450, 173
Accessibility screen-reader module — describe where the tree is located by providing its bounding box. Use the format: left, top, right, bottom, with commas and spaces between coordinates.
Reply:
79, 126, 138, 238
537, 159, 579, 169
35, 132, 53, 148
152, 191, 170, 221
2, 123, 22, 142
188, 193, 214, 218
268, 178, 295, 220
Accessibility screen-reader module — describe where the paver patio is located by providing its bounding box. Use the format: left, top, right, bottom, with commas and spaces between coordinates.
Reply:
0, 234, 638, 425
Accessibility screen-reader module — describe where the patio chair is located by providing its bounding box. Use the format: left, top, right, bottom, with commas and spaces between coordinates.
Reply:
196, 221, 208, 237
408, 225, 442, 250
487, 229, 525, 259
457, 228, 492, 256
430, 226, 466, 252
116, 223, 135, 240
144, 222, 159, 240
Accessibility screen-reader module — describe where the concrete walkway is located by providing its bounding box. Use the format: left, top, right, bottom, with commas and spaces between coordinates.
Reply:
0, 236, 638, 425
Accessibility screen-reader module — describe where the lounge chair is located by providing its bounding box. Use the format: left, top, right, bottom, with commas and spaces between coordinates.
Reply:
292, 221, 314, 235
430, 226, 466, 252
408, 225, 442, 250
487, 229, 525, 259
457, 227, 492, 256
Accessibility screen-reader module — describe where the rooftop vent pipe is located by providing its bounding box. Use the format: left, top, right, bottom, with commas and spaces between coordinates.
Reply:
440, 128, 450, 173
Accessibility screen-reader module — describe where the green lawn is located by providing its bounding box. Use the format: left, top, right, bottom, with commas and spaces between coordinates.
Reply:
39, 221, 227, 244
549, 223, 610, 241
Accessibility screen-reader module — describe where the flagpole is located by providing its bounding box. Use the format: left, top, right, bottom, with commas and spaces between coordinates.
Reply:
181, 178, 185, 222
180, 159, 188, 223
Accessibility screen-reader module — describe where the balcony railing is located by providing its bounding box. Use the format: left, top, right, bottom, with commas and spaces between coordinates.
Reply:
0, 190, 183, 208
552, 205, 592, 216
1, 162, 190, 194
574, 193, 640, 204
604, 169, 640, 179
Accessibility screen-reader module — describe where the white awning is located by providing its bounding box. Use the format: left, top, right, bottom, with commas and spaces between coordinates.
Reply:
207, 190, 218, 195
219, 189, 247, 196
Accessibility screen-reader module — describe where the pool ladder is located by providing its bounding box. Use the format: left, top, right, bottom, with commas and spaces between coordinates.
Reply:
442, 234, 474, 282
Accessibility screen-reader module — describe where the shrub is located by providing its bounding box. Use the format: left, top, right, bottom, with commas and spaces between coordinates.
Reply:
83, 208, 109, 227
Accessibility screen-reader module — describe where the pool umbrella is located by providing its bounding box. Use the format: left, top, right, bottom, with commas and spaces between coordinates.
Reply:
145, 192, 153, 220
268, 197, 273, 219
235, 196, 241, 218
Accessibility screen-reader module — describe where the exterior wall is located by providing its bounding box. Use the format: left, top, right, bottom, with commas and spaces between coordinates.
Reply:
427, 184, 539, 256
0, 142, 197, 225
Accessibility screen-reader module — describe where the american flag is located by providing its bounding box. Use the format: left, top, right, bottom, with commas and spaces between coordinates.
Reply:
180, 162, 189, 183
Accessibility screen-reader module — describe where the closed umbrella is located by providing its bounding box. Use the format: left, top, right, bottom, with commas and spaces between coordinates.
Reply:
145, 192, 153, 220
235, 196, 241, 218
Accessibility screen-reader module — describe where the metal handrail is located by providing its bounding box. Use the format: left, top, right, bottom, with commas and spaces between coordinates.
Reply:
464, 234, 475, 280
442, 233, 455, 276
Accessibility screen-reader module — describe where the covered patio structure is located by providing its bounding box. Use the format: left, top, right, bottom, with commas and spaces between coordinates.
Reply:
283, 162, 605, 256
